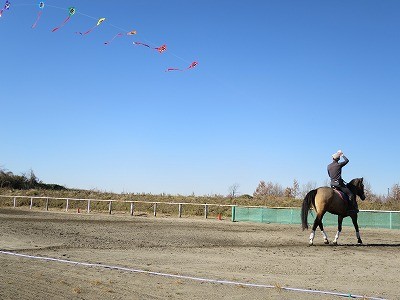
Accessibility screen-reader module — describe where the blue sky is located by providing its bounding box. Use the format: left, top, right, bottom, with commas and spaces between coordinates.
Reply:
1, 0, 399, 196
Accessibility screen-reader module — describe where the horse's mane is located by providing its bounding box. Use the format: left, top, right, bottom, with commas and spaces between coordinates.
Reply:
348, 178, 363, 188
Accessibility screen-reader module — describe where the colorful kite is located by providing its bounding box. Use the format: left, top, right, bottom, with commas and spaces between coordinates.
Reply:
52, 7, 75, 32
104, 30, 136, 45
133, 42, 167, 53
76, 17, 105, 35
31, 2, 45, 29
1, 2, 197, 73
0, 0, 11, 18
166, 61, 198, 72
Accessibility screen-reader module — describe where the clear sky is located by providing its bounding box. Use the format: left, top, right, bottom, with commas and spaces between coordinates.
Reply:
1, 0, 399, 196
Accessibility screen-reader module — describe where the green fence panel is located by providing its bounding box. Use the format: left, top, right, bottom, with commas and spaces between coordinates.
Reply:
232, 207, 400, 230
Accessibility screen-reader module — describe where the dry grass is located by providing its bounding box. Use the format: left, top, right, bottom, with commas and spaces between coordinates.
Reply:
0, 188, 399, 214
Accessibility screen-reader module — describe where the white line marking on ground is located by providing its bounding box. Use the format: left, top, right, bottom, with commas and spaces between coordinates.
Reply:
0, 250, 386, 300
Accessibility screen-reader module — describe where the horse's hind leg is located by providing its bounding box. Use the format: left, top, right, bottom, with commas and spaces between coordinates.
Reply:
318, 222, 329, 244
309, 214, 326, 246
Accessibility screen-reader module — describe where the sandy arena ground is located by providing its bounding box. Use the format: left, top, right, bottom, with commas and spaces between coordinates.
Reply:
0, 208, 400, 300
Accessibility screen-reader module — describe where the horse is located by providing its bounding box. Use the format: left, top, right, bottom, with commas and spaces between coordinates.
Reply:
301, 177, 366, 246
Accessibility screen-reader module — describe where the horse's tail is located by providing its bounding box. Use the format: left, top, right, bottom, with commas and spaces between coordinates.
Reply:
301, 189, 318, 230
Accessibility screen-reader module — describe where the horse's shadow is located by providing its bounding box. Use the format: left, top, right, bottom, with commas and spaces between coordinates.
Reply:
333, 243, 400, 247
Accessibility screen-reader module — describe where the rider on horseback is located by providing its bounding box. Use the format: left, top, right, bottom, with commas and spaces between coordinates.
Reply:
327, 150, 358, 213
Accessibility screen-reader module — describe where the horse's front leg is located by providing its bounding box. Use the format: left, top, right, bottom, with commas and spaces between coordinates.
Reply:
351, 214, 363, 244
333, 215, 344, 245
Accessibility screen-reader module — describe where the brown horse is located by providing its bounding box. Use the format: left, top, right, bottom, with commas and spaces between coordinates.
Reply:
301, 178, 366, 245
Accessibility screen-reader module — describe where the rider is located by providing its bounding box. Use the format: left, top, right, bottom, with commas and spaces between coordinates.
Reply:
327, 150, 358, 212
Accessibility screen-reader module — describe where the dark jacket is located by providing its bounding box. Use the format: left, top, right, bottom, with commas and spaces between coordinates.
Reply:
327, 155, 349, 187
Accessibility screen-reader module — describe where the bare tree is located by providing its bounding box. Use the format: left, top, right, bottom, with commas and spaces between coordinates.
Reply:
292, 179, 300, 199
253, 181, 283, 197
390, 183, 400, 202
300, 181, 317, 199
228, 183, 240, 198
253, 181, 267, 197
284, 187, 293, 198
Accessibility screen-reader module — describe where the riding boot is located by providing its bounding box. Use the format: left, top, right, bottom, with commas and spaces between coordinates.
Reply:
348, 195, 359, 213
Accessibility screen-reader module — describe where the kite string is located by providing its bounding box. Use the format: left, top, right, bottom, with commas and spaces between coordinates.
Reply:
12, 3, 196, 68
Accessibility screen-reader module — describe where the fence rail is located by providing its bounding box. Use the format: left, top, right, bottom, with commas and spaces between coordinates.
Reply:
0, 195, 235, 219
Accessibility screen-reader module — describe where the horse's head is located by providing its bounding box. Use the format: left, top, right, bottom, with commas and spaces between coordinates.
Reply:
349, 178, 366, 201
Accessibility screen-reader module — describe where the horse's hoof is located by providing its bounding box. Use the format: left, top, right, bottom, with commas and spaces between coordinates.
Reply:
357, 239, 363, 245
324, 240, 329, 245
308, 240, 313, 246
332, 241, 338, 246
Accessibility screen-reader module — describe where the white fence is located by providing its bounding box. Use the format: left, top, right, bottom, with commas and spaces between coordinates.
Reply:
0, 195, 235, 219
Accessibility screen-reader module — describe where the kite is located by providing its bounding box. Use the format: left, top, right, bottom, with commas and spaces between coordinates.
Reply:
166, 61, 198, 72
104, 30, 136, 45
76, 17, 105, 35
52, 7, 75, 32
0, 0, 11, 18
133, 42, 167, 53
31, 2, 45, 29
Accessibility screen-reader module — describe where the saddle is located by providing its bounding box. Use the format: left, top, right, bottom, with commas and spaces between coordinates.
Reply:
331, 186, 349, 203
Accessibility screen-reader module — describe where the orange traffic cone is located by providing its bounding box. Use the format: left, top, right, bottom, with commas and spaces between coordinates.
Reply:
217, 213, 222, 220
77, 208, 80, 213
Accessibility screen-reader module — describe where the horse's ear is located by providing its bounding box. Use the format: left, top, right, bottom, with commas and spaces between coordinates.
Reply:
361, 177, 363, 182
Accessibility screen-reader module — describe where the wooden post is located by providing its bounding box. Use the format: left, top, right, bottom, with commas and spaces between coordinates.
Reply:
130, 202, 134, 216
178, 204, 182, 218
30, 198, 33, 209
66, 199, 69, 212
390, 212, 392, 230
13, 197, 16, 208
108, 201, 112, 214
153, 203, 157, 217
87, 200, 91, 213
204, 204, 208, 219
45, 198, 49, 211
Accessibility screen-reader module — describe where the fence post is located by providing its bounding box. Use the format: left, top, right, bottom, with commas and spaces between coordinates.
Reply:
290, 208, 293, 223
87, 200, 91, 213
30, 198, 33, 209
204, 204, 208, 219
231, 206, 236, 222
13, 197, 16, 208
153, 203, 157, 217
108, 201, 112, 214
45, 198, 49, 211
66, 199, 69, 212
178, 204, 182, 218
130, 202, 134, 216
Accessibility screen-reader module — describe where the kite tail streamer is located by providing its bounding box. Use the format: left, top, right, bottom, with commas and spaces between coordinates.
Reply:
166, 61, 198, 72
166, 68, 183, 72
133, 42, 167, 53
76, 25, 96, 35
104, 33, 123, 45
52, 15, 70, 32
31, 11, 42, 28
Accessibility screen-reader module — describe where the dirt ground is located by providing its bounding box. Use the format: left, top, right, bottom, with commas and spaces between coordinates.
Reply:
0, 208, 399, 300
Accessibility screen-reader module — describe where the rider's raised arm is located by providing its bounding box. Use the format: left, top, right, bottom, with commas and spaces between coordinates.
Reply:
340, 155, 349, 166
